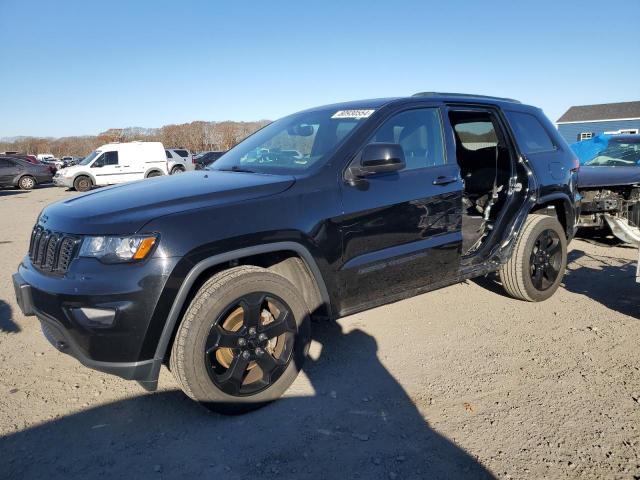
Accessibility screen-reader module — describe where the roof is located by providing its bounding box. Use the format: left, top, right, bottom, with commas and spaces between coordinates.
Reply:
300, 92, 532, 115
412, 92, 521, 104
557, 101, 640, 123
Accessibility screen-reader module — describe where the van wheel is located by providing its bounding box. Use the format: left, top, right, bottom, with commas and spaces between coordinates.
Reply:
499, 214, 567, 302
169, 266, 311, 414
18, 175, 36, 190
170, 166, 185, 175
147, 171, 162, 178
73, 176, 92, 192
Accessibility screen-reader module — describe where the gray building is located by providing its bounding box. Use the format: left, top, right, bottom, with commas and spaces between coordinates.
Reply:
556, 101, 640, 144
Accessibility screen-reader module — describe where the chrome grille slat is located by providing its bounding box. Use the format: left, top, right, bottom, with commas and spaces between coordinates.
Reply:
27, 226, 80, 274
35, 232, 50, 265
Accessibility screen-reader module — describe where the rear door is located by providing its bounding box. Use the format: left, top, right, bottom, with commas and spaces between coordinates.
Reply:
0, 158, 17, 185
336, 106, 463, 313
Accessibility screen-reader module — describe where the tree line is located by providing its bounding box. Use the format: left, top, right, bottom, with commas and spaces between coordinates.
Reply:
0, 120, 271, 157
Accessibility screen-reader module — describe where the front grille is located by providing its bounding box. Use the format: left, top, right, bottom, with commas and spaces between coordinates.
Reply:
28, 226, 81, 274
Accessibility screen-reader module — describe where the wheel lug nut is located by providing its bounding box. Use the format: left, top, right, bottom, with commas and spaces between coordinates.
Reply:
248, 327, 256, 336
258, 333, 268, 342
237, 338, 247, 347
241, 351, 251, 360
255, 347, 264, 356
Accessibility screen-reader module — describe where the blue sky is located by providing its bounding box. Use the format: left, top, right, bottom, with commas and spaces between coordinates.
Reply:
1, 0, 639, 138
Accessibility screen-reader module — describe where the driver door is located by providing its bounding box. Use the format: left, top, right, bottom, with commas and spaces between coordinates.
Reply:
335, 106, 463, 314
91, 151, 121, 185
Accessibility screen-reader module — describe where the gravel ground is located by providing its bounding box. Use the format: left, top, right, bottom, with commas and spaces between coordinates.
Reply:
1, 186, 639, 479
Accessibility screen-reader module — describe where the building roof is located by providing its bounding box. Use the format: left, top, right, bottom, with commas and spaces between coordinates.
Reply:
557, 101, 640, 123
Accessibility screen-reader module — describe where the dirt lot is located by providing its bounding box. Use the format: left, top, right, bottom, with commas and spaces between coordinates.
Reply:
1, 186, 639, 479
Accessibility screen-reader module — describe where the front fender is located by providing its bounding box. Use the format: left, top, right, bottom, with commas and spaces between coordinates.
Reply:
138, 241, 331, 390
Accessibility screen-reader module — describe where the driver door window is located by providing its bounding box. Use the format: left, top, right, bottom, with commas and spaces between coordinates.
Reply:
92, 151, 118, 168
368, 108, 446, 170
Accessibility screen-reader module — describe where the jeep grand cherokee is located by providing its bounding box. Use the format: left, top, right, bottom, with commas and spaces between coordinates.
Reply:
13, 93, 579, 413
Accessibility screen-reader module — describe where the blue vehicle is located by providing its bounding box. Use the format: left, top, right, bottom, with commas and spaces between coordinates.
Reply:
574, 135, 640, 243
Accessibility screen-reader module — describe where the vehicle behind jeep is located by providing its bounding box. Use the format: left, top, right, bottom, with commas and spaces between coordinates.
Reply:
13, 93, 579, 414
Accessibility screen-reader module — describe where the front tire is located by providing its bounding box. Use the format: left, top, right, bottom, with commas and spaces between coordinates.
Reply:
73, 175, 92, 192
170, 266, 311, 414
18, 175, 36, 190
499, 214, 567, 302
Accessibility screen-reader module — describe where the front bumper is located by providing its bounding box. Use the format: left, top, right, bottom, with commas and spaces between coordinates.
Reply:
13, 255, 179, 387
53, 175, 73, 188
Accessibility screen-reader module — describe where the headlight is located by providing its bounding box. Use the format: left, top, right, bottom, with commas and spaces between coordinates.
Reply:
79, 235, 157, 263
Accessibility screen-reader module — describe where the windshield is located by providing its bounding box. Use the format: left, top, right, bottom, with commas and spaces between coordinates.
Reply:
585, 140, 640, 167
79, 150, 101, 166
209, 108, 371, 174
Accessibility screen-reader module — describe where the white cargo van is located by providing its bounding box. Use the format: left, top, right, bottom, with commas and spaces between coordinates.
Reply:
53, 142, 168, 192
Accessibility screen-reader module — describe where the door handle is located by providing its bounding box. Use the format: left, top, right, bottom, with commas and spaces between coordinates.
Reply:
432, 175, 457, 186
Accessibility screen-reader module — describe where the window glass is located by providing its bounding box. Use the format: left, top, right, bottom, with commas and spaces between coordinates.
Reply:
211, 108, 370, 174
0, 159, 8, 167
453, 120, 498, 151
91, 151, 118, 167
579, 132, 594, 141
174, 149, 189, 157
505, 111, 556, 153
585, 139, 640, 167
103, 151, 118, 165
165, 150, 172, 159
368, 108, 445, 170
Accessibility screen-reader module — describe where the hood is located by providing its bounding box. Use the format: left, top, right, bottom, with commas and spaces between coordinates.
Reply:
577, 166, 640, 189
39, 171, 295, 234
56, 165, 81, 176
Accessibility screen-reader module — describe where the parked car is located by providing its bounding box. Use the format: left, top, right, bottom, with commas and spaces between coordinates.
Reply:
41, 157, 64, 172
0, 155, 53, 190
61, 156, 83, 168
574, 135, 640, 243
13, 93, 578, 413
165, 148, 195, 174
53, 141, 168, 192
194, 150, 226, 169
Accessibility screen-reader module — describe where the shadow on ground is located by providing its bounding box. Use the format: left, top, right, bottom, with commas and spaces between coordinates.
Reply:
564, 249, 639, 319
0, 299, 20, 333
472, 246, 640, 320
0, 189, 29, 197
0, 321, 494, 479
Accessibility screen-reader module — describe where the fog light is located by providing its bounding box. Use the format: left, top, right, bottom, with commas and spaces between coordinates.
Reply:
71, 307, 116, 328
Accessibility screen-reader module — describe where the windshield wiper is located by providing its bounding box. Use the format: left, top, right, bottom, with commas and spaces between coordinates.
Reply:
217, 166, 256, 173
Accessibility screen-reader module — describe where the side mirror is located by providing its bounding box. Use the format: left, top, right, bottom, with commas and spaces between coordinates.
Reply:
348, 143, 405, 182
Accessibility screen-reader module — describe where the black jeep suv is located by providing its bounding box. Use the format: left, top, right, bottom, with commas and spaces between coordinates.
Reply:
13, 93, 579, 413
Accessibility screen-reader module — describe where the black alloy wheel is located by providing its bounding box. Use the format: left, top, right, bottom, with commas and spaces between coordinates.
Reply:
529, 229, 562, 291
204, 292, 297, 396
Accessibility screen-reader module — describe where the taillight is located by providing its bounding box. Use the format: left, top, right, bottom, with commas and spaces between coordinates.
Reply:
571, 156, 580, 172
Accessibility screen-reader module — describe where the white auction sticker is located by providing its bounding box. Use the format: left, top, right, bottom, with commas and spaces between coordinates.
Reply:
331, 109, 375, 119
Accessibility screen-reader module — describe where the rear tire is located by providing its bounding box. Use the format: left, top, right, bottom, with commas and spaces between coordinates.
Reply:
170, 166, 185, 175
18, 175, 36, 190
146, 170, 162, 178
499, 214, 567, 302
73, 175, 92, 192
170, 266, 311, 414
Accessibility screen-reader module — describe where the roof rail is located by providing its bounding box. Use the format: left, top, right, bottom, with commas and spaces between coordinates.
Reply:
412, 92, 521, 104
